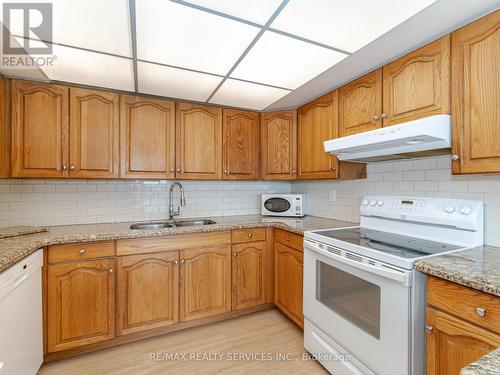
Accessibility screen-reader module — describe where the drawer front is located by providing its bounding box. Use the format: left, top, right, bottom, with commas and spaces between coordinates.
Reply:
48, 241, 115, 263
274, 229, 303, 251
427, 276, 500, 334
232, 228, 266, 243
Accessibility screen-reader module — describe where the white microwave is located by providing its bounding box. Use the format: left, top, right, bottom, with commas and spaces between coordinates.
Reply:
261, 194, 306, 217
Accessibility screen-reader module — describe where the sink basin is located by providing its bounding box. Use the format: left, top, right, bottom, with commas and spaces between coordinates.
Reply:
173, 219, 216, 227
129, 222, 176, 230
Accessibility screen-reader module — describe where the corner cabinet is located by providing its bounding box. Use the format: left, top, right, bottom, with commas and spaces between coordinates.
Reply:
120, 95, 176, 179
11, 80, 69, 178
222, 109, 260, 180
176, 103, 222, 179
260, 110, 297, 180
451, 10, 500, 174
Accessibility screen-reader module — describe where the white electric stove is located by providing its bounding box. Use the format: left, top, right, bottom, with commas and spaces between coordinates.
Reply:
303, 195, 484, 375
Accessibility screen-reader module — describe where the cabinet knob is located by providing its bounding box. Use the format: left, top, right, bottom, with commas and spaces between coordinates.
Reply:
224, 170, 228, 175
372, 115, 379, 121
177, 168, 181, 172
174, 260, 179, 264
292, 170, 296, 174
62, 164, 68, 170
79, 249, 85, 254
425, 325, 433, 334
108, 269, 113, 273
381, 113, 387, 119
451, 155, 460, 161
475, 307, 486, 317
181, 259, 185, 264
248, 233, 252, 238
286, 237, 290, 241
170, 169, 175, 173
233, 252, 237, 257
70, 165, 75, 171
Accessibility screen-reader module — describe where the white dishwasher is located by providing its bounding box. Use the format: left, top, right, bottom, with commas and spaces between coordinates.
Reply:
0, 249, 43, 375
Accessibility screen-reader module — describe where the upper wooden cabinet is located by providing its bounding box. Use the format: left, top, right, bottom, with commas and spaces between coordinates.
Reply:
0, 77, 10, 178
451, 10, 500, 174
176, 103, 222, 179
11, 80, 69, 178
338, 69, 383, 137
70, 88, 119, 178
222, 109, 259, 180
261, 110, 297, 180
120, 95, 176, 179
383, 36, 450, 126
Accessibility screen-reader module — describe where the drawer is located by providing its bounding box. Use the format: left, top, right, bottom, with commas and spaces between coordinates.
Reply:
48, 241, 115, 263
427, 276, 500, 334
274, 229, 303, 252
232, 228, 266, 243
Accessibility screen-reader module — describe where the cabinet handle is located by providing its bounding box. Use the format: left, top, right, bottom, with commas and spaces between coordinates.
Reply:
425, 325, 433, 334
70, 165, 75, 171
233, 252, 237, 257
381, 113, 387, 119
292, 170, 296, 174
224, 170, 228, 175
248, 233, 252, 238
170, 169, 175, 173
62, 164, 68, 170
108, 269, 113, 273
181, 259, 185, 264
174, 260, 179, 264
79, 249, 85, 254
451, 155, 460, 161
372, 115, 379, 121
177, 168, 181, 172
475, 307, 486, 317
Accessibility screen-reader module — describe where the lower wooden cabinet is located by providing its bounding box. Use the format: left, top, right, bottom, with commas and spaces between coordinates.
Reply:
116, 252, 179, 336
274, 242, 304, 328
180, 246, 232, 321
47, 259, 115, 353
232, 241, 266, 310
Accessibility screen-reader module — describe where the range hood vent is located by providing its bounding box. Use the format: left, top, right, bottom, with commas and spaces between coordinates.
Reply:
324, 114, 451, 162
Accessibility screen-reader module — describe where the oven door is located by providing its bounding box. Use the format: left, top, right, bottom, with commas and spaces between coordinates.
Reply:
304, 240, 412, 375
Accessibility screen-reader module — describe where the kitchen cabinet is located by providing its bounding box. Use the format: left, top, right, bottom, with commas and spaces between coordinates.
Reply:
383, 36, 450, 126
232, 241, 266, 310
176, 103, 222, 179
274, 239, 304, 329
451, 10, 500, 174
0, 77, 10, 178
222, 108, 259, 180
47, 259, 115, 352
70, 87, 119, 178
260, 110, 297, 180
120, 95, 176, 179
116, 252, 179, 336
11, 80, 69, 178
179, 245, 231, 321
338, 69, 383, 137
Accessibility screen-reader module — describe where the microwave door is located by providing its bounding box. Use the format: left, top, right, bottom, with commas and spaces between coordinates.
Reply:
264, 198, 291, 214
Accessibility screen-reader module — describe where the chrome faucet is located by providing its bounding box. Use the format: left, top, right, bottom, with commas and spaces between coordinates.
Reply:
168, 182, 186, 221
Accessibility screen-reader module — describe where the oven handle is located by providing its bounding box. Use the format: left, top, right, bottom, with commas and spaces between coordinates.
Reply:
304, 240, 410, 286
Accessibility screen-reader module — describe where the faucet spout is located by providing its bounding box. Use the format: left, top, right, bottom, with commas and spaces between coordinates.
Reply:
169, 182, 186, 220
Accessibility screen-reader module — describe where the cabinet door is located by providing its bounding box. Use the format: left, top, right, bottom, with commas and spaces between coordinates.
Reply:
383, 36, 450, 126
451, 10, 500, 174
232, 241, 266, 310
261, 110, 297, 180
180, 246, 231, 321
426, 307, 500, 375
0, 77, 9, 178
69, 87, 119, 178
116, 252, 179, 336
297, 92, 337, 179
222, 109, 259, 180
120, 95, 175, 179
274, 242, 303, 328
47, 259, 115, 352
338, 69, 382, 136
11, 80, 69, 178
176, 103, 222, 179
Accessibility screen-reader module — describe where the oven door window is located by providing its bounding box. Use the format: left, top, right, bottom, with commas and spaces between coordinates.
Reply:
264, 198, 291, 213
316, 261, 381, 339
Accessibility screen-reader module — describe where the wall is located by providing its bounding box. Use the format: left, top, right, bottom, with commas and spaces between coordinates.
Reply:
291, 156, 500, 247
0, 179, 290, 227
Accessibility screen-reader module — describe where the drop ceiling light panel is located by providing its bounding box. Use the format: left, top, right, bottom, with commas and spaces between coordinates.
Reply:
210, 79, 290, 110
183, 0, 283, 24
138, 61, 222, 101
271, 0, 439, 53
231, 31, 348, 90
5, 0, 132, 56
136, 0, 260, 75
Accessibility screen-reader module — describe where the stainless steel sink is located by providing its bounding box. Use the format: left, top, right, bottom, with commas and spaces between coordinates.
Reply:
130, 219, 216, 230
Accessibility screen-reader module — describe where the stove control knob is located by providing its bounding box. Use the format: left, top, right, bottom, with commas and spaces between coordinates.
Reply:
369, 200, 377, 206
444, 204, 455, 214
362, 199, 369, 206
460, 206, 472, 215
377, 200, 384, 206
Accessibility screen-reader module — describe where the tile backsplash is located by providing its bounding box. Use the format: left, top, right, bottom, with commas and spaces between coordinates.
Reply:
291, 155, 500, 247
0, 179, 290, 227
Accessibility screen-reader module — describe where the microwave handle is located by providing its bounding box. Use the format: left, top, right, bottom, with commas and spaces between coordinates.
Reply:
304, 240, 410, 286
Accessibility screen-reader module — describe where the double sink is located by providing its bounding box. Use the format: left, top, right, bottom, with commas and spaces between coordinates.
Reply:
130, 219, 216, 230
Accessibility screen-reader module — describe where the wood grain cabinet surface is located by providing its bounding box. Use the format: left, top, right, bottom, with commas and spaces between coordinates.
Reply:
260, 110, 297, 180
120, 95, 176, 179
451, 10, 500, 174
176, 103, 222, 180
47, 259, 115, 353
11, 80, 69, 178
222, 108, 260, 180
0, 77, 10, 178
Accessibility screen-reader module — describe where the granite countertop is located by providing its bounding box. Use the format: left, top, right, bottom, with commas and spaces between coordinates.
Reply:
460, 348, 500, 375
0, 215, 353, 273
0, 226, 48, 239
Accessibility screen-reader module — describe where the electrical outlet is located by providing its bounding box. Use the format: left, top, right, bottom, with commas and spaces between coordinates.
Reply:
329, 190, 336, 202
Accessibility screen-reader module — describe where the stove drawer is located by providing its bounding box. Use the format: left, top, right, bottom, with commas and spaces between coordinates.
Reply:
426, 276, 500, 334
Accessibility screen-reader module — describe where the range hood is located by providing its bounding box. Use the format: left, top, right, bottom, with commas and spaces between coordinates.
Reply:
324, 114, 451, 162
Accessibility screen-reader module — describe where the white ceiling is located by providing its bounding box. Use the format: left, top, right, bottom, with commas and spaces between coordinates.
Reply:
1, 0, 498, 111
